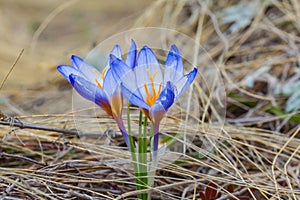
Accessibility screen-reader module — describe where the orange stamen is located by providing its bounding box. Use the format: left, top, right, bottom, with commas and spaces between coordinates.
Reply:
144, 69, 162, 106
95, 79, 102, 89
93, 69, 101, 76
101, 66, 108, 80
94, 66, 109, 89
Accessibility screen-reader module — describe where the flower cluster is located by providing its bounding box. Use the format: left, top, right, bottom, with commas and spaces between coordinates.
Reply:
57, 40, 197, 152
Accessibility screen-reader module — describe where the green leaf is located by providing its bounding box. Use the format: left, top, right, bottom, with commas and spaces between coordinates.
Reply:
267, 106, 300, 123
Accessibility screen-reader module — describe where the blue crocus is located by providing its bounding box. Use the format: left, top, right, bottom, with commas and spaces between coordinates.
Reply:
110, 44, 197, 153
57, 40, 137, 149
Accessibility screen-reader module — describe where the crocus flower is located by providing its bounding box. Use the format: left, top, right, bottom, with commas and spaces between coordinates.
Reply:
57, 40, 137, 149
110, 44, 197, 153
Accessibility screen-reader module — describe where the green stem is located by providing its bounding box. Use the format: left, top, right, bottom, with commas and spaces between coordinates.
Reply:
149, 123, 154, 163
148, 122, 155, 190
143, 116, 148, 167
127, 104, 140, 192
143, 116, 150, 200
138, 111, 148, 200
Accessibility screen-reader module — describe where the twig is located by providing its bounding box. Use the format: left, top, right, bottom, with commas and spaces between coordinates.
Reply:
39, 161, 105, 172
67, 190, 95, 200
0, 152, 46, 166
0, 49, 24, 90
0, 178, 20, 200
0, 118, 80, 136
217, 187, 249, 200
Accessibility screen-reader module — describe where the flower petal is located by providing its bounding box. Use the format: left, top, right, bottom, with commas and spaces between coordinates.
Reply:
125, 39, 137, 68
109, 88, 123, 118
174, 68, 198, 99
170, 45, 183, 73
164, 44, 184, 84
102, 67, 118, 97
69, 74, 109, 106
71, 55, 100, 80
150, 81, 175, 123
136, 46, 163, 88
109, 54, 144, 99
110, 45, 123, 60
156, 81, 175, 111
57, 65, 79, 82
121, 84, 150, 110
109, 54, 132, 78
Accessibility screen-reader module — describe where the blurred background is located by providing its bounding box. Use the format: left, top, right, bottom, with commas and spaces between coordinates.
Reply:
0, 0, 152, 114
1, 0, 300, 130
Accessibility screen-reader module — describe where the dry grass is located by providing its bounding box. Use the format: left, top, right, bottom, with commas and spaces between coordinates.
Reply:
1, 0, 300, 199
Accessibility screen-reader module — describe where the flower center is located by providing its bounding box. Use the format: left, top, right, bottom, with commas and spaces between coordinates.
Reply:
144, 68, 162, 106
94, 66, 108, 89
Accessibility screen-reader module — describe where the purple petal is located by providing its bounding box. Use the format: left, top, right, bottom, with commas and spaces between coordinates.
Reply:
69, 74, 109, 105
136, 46, 163, 87
121, 84, 150, 110
110, 45, 123, 60
109, 54, 132, 78
71, 55, 100, 80
169, 45, 184, 74
150, 81, 175, 122
164, 44, 184, 84
156, 81, 175, 110
57, 65, 79, 82
115, 118, 130, 150
102, 67, 119, 97
109, 54, 143, 100
125, 39, 137, 68
174, 68, 198, 99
